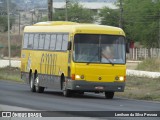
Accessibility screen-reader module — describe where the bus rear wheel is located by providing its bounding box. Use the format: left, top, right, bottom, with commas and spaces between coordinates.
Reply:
35, 74, 44, 93
105, 92, 114, 99
63, 82, 71, 97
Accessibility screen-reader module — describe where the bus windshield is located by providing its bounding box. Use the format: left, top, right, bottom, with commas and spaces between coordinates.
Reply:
73, 34, 125, 64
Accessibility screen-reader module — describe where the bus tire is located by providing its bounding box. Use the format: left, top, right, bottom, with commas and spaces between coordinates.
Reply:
35, 74, 44, 93
78, 91, 84, 95
63, 82, 71, 97
30, 74, 36, 92
105, 92, 114, 99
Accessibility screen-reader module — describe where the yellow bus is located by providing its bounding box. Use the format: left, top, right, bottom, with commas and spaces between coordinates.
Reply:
21, 21, 128, 99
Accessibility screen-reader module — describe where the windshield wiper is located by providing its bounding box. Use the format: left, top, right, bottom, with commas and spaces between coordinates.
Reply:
101, 53, 114, 66
105, 57, 114, 66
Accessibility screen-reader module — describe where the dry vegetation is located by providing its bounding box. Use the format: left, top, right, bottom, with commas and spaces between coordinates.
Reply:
117, 58, 160, 101
0, 33, 22, 58
136, 58, 160, 72
0, 67, 21, 82
116, 76, 160, 101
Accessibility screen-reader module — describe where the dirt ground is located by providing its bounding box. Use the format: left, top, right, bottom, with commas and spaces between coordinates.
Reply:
126, 61, 140, 70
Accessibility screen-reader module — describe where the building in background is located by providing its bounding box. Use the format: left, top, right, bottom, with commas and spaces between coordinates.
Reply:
53, 0, 117, 11
11, 0, 117, 10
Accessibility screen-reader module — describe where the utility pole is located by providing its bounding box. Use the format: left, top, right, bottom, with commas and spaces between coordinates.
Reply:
158, 10, 160, 58
7, 0, 11, 67
48, 0, 53, 21
65, 0, 69, 21
119, 0, 123, 28
31, 12, 33, 24
19, 13, 20, 35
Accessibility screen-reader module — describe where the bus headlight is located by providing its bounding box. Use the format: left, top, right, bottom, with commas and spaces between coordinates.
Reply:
75, 75, 80, 79
119, 76, 124, 81
115, 76, 125, 82
75, 75, 84, 79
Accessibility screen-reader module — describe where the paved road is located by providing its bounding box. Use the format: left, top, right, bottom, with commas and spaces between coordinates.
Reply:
0, 80, 160, 120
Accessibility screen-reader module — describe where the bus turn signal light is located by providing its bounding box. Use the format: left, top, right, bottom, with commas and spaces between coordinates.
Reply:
119, 76, 124, 81
71, 74, 75, 80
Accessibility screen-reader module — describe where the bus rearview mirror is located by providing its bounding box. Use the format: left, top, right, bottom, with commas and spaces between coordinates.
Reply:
126, 43, 130, 53
67, 41, 72, 50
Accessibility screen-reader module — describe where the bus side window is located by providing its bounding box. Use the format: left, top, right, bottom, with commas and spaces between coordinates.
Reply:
62, 34, 68, 51
50, 34, 56, 50
39, 34, 45, 49
56, 34, 63, 50
28, 34, 34, 49
33, 34, 39, 50
44, 34, 51, 50
23, 33, 29, 49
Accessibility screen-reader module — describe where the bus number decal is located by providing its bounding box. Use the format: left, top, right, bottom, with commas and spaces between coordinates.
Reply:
26, 53, 31, 72
40, 53, 57, 76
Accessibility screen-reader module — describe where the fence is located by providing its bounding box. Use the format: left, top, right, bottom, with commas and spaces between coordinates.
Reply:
127, 48, 160, 60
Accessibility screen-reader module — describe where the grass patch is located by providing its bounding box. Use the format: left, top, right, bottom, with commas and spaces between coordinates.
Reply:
116, 76, 160, 101
0, 67, 23, 82
136, 58, 160, 72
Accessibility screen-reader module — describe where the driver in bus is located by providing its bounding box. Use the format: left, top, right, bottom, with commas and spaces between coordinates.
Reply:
101, 45, 114, 62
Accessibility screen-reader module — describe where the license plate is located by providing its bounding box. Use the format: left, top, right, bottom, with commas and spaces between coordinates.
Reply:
95, 86, 104, 90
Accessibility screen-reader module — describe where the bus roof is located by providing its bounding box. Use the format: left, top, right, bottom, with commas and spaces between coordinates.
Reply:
24, 21, 125, 36
33, 21, 79, 26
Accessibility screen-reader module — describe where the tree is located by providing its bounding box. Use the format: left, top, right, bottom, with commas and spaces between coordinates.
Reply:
42, 2, 94, 23
0, 16, 8, 32
98, 0, 160, 57
67, 2, 94, 23
99, 7, 119, 27
0, 0, 16, 32
122, 0, 160, 50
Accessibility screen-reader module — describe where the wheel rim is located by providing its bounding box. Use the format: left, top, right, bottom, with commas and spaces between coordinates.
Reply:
30, 78, 33, 88
35, 77, 39, 91
63, 82, 66, 95
35, 77, 39, 87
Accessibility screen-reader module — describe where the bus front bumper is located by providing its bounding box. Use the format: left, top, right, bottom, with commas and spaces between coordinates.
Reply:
66, 80, 125, 92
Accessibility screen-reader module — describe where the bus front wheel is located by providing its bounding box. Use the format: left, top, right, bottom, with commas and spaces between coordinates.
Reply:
63, 82, 71, 97
105, 92, 114, 99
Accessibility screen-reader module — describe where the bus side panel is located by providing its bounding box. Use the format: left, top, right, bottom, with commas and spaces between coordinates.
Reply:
28, 50, 69, 90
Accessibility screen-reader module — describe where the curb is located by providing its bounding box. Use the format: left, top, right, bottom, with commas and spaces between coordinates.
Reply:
127, 69, 160, 78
